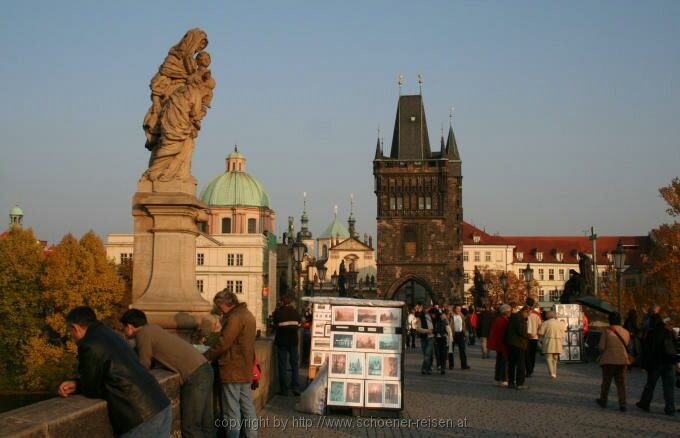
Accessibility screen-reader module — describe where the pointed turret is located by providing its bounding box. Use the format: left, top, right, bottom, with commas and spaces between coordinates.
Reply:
299, 192, 312, 240
446, 125, 460, 160
374, 136, 382, 159
389, 95, 432, 159
348, 194, 358, 239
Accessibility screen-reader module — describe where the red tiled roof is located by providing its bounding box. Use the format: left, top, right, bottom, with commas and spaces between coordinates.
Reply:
462, 222, 511, 245
504, 235, 650, 268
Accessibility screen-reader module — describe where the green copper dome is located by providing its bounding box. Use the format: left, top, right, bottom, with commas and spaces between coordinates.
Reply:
10, 205, 23, 216
200, 172, 270, 208
318, 216, 349, 240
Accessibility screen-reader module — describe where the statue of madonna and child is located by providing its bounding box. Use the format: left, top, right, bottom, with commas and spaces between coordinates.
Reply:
140, 28, 215, 185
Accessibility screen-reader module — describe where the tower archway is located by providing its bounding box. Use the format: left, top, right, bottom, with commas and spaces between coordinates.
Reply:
386, 275, 435, 307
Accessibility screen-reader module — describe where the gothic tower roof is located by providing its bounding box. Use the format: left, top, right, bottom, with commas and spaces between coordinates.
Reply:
389, 95, 432, 160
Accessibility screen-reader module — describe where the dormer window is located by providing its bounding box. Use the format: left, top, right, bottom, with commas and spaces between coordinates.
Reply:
606, 252, 613, 262
473, 235, 480, 244
536, 251, 543, 262
556, 252, 563, 262
516, 251, 523, 262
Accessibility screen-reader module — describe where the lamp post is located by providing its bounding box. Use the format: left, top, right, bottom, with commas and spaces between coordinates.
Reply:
524, 264, 534, 299
612, 240, 626, 316
292, 237, 306, 307
317, 262, 327, 296
499, 271, 508, 303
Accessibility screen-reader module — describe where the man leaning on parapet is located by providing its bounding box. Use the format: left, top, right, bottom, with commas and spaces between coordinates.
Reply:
58, 306, 171, 437
120, 308, 215, 437
204, 289, 258, 438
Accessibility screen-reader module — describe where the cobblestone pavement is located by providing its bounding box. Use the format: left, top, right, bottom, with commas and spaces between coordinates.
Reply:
258, 345, 679, 437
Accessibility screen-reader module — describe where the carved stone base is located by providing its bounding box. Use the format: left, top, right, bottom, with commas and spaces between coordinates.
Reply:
131, 185, 211, 331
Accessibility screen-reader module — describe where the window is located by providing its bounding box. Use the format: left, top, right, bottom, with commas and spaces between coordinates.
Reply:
463, 251, 469, 262
197, 253, 204, 266
559, 269, 565, 281
538, 289, 545, 302
464, 273, 470, 284
474, 252, 480, 262
221, 217, 232, 234
322, 245, 328, 258
606, 252, 613, 262
403, 225, 417, 257
556, 252, 563, 262
227, 254, 234, 266
519, 269, 524, 281
550, 289, 560, 302
538, 268, 544, 280
485, 252, 491, 262
247, 218, 257, 234
389, 197, 396, 210
425, 196, 432, 210
516, 251, 523, 261
397, 196, 403, 210
235, 280, 243, 294
473, 235, 480, 244
495, 251, 503, 262
120, 253, 132, 263
226, 280, 234, 293
536, 252, 543, 262
196, 279, 204, 293
227, 253, 243, 266
236, 254, 243, 266
418, 196, 424, 209
548, 269, 554, 280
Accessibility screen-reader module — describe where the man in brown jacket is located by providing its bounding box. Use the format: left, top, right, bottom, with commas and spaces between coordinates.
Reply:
205, 290, 257, 438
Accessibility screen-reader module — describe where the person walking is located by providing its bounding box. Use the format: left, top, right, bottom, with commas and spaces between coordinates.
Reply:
595, 312, 632, 412
450, 306, 470, 369
478, 305, 496, 359
272, 295, 301, 396
636, 313, 678, 416
467, 305, 478, 346
407, 308, 418, 349
58, 307, 171, 437
488, 305, 511, 386
538, 310, 565, 379
506, 306, 530, 389
623, 309, 640, 363
433, 310, 451, 375
120, 309, 214, 438
416, 306, 434, 375
525, 298, 542, 377
205, 290, 258, 437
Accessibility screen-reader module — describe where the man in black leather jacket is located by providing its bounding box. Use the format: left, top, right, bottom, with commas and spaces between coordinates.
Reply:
58, 306, 171, 437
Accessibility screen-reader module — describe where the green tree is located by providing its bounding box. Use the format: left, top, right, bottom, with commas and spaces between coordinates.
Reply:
0, 228, 45, 388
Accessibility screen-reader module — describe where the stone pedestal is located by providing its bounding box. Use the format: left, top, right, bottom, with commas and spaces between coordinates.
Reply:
131, 180, 212, 332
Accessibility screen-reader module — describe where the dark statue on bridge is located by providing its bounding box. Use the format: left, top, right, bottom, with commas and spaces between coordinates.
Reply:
559, 252, 595, 304
472, 267, 487, 307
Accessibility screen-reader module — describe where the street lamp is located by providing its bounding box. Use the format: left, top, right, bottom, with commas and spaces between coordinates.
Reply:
612, 241, 626, 316
499, 271, 509, 303
292, 238, 306, 306
524, 264, 534, 299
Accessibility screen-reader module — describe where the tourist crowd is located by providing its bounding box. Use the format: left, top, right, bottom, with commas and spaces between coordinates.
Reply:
408, 300, 679, 415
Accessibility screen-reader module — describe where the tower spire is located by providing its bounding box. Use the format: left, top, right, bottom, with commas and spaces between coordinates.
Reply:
375, 126, 382, 159
348, 194, 357, 239
299, 192, 312, 239
446, 106, 461, 160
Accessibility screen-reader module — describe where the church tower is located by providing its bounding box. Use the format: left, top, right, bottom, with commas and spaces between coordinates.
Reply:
373, 86, 463, 304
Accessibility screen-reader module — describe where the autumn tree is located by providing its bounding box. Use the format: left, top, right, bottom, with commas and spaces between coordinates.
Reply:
644, 177, 680, 323
466, 268, 538, 307
0, 228, 45, 388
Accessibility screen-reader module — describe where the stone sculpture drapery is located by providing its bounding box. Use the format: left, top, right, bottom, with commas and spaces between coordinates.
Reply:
141, 28, 214, 183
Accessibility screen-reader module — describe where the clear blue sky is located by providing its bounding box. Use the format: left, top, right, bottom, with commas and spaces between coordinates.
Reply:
1, 1, 678, 244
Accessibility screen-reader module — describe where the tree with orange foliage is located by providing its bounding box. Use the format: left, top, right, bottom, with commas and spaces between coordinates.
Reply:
466, 268, 539, 307
644, 177, 680, 323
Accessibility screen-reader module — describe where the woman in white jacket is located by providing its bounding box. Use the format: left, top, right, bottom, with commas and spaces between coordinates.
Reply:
538, 311, 566, 378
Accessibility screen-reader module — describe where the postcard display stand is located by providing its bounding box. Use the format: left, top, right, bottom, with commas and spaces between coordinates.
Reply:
554, 303, 585, 363
302, 297, 405, 414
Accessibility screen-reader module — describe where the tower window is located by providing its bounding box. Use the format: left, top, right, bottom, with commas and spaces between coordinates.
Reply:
197, 253, 205, 266
247, 218, 257, 234
221, 217, 232, 234
196, 279, 204, 293
403, 225, 418, 257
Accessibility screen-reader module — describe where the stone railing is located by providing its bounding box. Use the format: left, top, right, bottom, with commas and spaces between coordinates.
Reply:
0, 339, 276, 437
